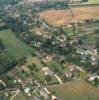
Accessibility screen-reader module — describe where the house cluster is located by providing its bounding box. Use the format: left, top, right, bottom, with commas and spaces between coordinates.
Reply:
42, 67, 54, 77
22, 0, 88, 4
41, 55, 52, 65
31, 28, 52, 39
76, 44, 98, 65
69, 0, 88, 3
39, 88, 59, 100
41, 56, 63, 84
27, 87, 59, 100
86, 74, 99, 87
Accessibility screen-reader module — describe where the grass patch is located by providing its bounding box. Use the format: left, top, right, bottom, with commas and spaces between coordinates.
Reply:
0, 29, 32, 60
13, 92, 32, 100
49, 80, 99, 100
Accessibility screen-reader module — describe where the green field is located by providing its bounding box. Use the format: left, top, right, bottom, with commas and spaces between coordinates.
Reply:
0, 29, 32, 60
49, 80, 99, 100
13, 92, 33, 100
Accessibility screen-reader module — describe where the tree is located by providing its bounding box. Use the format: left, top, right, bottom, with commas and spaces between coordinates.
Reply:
0, 0, 21, 6
0, 39, 5, 50
96, 36, 99, 72
96, 36, 99, 52
0, 52, 17, 74
94, 77, 99, 87
45, 75, 52, 82
0, 83, 5, 90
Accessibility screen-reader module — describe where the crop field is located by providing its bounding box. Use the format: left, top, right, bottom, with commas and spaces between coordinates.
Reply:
0, 29, 32, 60
49, 80, 99, 100
40, 9, 72, 25
40, 6, 99, 25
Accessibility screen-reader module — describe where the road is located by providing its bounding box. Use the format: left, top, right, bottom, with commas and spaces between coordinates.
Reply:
10, 89, 20, 100
54, 74, 63, 84
0, 79, 85, 94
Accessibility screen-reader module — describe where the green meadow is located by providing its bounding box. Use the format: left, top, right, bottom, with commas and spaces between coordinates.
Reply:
0, 29, 32, 60
49, 80, 99, 100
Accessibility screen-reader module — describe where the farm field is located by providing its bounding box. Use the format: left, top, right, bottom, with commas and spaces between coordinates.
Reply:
49, 80, 99, 100
89, 0, 99, 3
39, 6, 99, 25
0, 29, 32, 60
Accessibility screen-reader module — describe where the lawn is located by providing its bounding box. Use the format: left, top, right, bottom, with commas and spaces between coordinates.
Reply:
26, 56, 58, 84
26, 56, 45, 83
0, 29, 32, 60
49, 80, 99, 100
12, 92, 33, 100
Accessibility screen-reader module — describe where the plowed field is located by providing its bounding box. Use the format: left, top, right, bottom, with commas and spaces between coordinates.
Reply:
40, 6, 99, 25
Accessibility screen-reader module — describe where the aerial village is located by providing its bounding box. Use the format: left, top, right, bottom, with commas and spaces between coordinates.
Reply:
0, 0, 99, 100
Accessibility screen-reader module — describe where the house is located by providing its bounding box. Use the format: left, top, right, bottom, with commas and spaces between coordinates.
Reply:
39, 88, 49, 100
87, 75, 99, 85
68, 65, 77, 72
42, 55, 52, 64
64, 71, 73, 80
42, 67, 53, 76
80, 55, 87, 62
24, 87, 31, 94
34, 42, 41, 47
56, 35, 66, 43
76, 48, 85, 55
24, 87, 31, 96
51, 95, 58, 100
90, 55, 97, 65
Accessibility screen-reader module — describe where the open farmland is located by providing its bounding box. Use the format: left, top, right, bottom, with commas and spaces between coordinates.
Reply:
49, 80, 99, 100
0, 29, 32, 60
39, 6, 99, 25
89, 0, 99, 3
39, 9, 72, 26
